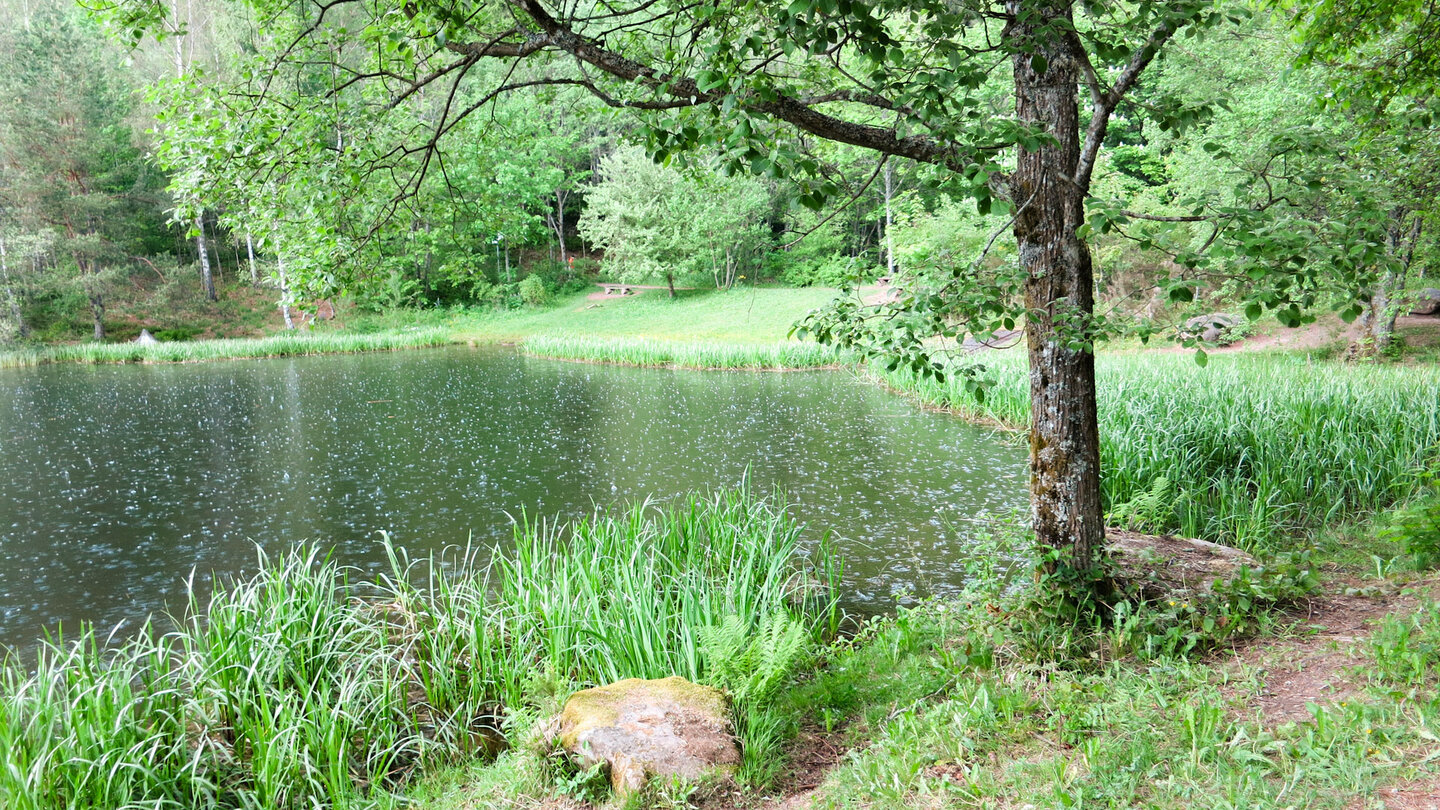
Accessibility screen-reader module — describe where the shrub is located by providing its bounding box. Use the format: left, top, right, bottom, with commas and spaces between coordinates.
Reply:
776, 254, 877, 288
518, 274, 551, 306
1380, 470, 1440, 570
152, 327, 200, 342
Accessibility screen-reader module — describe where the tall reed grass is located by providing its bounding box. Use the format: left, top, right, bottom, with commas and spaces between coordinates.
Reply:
880, 352, 1440, 549
521, 334, 846, 370
0, 488, 836, 809
0, 330, 453, 368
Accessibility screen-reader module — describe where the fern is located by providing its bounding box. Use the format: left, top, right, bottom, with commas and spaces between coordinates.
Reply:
699, 613, 809, 706
1106, 475, 1174, 534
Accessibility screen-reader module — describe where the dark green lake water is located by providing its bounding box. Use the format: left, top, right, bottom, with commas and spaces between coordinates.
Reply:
0, 346, 1026, 652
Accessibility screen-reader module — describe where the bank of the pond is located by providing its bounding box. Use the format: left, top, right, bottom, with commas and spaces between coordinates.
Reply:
406, 497, 1440, 810
0, 329, 453, 368
0, 489, 839, 810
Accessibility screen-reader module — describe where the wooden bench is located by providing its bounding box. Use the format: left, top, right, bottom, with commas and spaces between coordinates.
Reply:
600, 283, 635, 296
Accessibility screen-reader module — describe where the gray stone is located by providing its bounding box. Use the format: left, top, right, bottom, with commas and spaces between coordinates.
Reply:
558, 676, 739, 797
1412, 288, 1440, 316
134, 329, 158, 345
1179, 313, 1242, 343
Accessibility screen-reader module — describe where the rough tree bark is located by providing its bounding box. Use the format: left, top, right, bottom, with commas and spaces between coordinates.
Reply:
1008, 1, 1106, 575
1356, 212, 1421, 357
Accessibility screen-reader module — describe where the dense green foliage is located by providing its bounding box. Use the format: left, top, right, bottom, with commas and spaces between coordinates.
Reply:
579, 147, 771, 293
0, 489, 837, 809
0, 1, 176, 342
881, 352, 1440, 549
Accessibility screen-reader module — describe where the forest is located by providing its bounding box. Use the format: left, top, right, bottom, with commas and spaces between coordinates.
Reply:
0, 0, 1432, 355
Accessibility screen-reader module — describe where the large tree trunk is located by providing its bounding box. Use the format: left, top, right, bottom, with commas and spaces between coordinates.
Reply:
1357, 213, 1421, 357
1007, 1, 1107, 581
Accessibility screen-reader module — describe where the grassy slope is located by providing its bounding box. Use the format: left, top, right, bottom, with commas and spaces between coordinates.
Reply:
0, 286, 843, 368
442, 287, 842, 343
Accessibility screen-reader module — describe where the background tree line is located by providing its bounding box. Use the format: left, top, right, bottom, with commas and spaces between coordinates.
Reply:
0, 0, 1435, 361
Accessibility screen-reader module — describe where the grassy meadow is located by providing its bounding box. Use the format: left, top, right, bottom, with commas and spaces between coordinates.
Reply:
439, 286, 844, 344
522, 334, 847, 370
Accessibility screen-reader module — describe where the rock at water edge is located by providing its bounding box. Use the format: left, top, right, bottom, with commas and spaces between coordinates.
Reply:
558, 676, 740, 797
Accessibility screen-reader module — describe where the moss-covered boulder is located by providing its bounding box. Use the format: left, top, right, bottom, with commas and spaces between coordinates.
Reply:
558, 676, 739, 796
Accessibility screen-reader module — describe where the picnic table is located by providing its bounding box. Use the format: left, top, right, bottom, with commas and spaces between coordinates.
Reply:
600, 283, 636, 296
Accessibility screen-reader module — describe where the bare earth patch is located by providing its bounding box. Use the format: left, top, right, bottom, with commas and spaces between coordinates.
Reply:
701, 724, 849, 810
1348, 776, 1440, 810
1221, 577, 1439, 728
761, 726, 849, 809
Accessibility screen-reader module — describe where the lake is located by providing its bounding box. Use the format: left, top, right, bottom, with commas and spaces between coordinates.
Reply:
0, 346, 1027, 653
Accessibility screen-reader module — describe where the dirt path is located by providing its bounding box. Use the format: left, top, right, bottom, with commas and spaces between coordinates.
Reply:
1220, 582, 1418, 725
1218, 576, 1440, 809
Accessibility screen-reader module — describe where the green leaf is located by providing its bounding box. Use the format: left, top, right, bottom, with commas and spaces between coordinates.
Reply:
1030, 54, 1048, 74
1194, 348, 1208, 367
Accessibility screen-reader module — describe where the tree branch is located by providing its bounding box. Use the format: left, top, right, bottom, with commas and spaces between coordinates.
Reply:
1075, 10, 1185, 190
438, 0, 994, 174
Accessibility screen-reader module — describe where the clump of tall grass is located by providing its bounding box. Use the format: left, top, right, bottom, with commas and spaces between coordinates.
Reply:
0, 329, 453, 368
0, 488, 837, 809
880, 352, 1440, 550
522, 334, 847, 370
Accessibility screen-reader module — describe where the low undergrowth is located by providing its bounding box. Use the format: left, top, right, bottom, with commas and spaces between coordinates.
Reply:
521, 334, 846, 370
880, 352, 1440, 552
0, 329, 453, 368
0, 487, 838, 810
802, 602, 1440, 809
763, 523, 1438, 810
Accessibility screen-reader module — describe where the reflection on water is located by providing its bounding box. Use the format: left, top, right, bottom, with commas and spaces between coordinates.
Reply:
0, 346, 1026, 652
